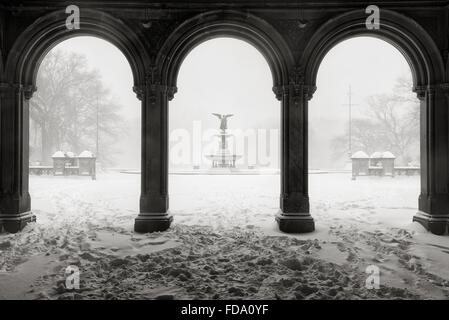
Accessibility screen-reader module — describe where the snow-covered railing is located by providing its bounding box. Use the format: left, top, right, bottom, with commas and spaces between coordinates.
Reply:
29, 150, 96, 179
351, 151, 419, 179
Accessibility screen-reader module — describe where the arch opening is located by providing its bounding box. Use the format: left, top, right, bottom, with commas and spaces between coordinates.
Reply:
28, 36, 141, 229
5, 9, 149, 88
309, 36, 421, 230
157, 10, 294, 91
168, 37, 281, 228
302, 9, 445, 88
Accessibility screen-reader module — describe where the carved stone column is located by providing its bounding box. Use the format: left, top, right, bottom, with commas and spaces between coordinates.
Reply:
133, 74, 176, 233
274, 75, 315, 233
0, 82, 36, 233
413, 83, 449, 235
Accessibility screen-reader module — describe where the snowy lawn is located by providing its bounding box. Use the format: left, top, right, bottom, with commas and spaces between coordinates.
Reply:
0, 172, 448, 299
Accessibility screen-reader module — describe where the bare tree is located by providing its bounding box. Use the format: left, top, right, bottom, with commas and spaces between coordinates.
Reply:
332, 76, 419, 165
332, 118, 388, 160
365, 93, 418, 163
30, 49, 124, 165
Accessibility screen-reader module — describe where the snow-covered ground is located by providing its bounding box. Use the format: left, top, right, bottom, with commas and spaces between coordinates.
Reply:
0, 172, 448, 300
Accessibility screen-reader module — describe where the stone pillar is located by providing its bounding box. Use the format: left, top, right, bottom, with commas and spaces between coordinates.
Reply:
413, 84, 449, 235
134, 78, 176, 233
275, 77, 315, 233
0, 83, 36, 233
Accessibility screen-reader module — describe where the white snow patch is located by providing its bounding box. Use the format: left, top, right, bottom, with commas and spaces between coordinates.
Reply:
0, 173, 447, 299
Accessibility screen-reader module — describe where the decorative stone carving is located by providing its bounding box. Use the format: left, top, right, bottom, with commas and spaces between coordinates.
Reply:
23, 84, 37, 100
0, 83, 38, 100
436, 83, 449, 93
273, 85, 287, 101
166, 85, 177, 101
413, 85, 427, 100
268, 19, 309, 57
303, 84, 317, 101
0, 82, 20, 97
415, 83, 449, 100
133, 85, 144, 101
139, 67, 178, 103
273, 69, 315, 102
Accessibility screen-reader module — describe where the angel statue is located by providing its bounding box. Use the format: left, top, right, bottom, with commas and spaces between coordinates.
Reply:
212, 113, 234, 132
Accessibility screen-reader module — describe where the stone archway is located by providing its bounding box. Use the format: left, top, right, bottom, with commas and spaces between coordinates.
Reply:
301, 9, 447, 235
0, 9, 149, 233
2, 4, 447, 236
133, 10, 316, 233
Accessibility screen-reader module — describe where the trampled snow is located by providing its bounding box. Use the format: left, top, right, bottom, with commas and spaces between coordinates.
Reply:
0, 173, 448, 299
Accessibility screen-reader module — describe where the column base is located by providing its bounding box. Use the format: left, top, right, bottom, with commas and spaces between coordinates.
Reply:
134, 213, 173, 233
0, 211, 36, 233
140, 194, 168, 213
276, 212, 315, 233
280, 193, 310, 213
413, 211, 448, 235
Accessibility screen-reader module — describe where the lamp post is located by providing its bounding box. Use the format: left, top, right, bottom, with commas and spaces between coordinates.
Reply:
348, 86, 352, 159
96, 96, 99, 161
342, 85, 357, 160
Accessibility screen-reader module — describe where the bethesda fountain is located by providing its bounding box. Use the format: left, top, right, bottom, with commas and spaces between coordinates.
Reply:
206, 113, 241, 168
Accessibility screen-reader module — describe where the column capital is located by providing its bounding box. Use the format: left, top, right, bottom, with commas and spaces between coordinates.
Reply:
303, 84, 317, 100
23, 84, 37, 100
289, 66, 304, 86
133, 85, 144, 100
0, 82, 36, 99
413, 85, 427, 100
133, 83, 177, 101
0, 82, 20, 95
165, 85, 177, 101
272, 83, 316, 101
415, 83, 449, 100
147, 84, 177, 103
273, 85, 287, 100
432, 82, 449, 93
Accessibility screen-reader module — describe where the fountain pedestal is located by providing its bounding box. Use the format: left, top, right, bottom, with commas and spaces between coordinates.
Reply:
206, 131, 241, 168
